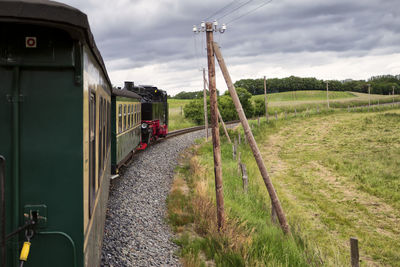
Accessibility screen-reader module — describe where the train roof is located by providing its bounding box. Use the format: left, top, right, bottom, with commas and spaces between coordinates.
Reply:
112, 88, 141, 99
0, 0, 111, 85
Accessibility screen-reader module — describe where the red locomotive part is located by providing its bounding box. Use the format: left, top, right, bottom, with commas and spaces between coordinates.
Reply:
138, 119, 168, 150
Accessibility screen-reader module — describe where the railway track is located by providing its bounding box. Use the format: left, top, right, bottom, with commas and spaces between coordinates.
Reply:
166, 120, 240, 139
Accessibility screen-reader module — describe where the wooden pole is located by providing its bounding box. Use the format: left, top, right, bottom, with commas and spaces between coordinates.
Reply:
203, 76, 231, 143
350, 237, 360, 267
264, 76, 268, 122
213, 42, 290, 234
326, 81, 330, 109
218, 110, 231, 143
206, 23, 225, 231
203, 68, 209, 141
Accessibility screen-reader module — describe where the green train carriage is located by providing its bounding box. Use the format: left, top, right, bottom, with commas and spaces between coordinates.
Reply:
0, 1, 112, 266
111, 88, 142, 174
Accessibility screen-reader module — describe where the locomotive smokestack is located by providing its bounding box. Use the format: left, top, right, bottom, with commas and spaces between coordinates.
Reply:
124, 81, 134, 91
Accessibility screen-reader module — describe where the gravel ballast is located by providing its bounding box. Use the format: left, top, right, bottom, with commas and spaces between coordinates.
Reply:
101, 129, 208, 266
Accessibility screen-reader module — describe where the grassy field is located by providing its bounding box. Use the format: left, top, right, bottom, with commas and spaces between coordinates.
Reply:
168, 91, 400, 131
168, 99, 196, 131
251, 90, 356, 102
168, 106, 400, 266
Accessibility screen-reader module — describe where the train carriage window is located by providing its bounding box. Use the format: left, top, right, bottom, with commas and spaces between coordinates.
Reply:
124, 105, 127, 131
104, 101, 107, 154
130, 104, 132, 127
89, 93, 96, 218
135, 104, 137, 125
134, 104, 137, 125
106, 102, 109, 149
99, 98, 103, 181
118, 104, 122, 133
131, 104, 134, 126
137, 104, 140, 124
108, 102, 111, 146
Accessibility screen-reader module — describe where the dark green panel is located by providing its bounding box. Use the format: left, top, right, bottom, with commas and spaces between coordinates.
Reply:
18, 69, 83, 267
0, 66, 14, 267
0, 23, 84, 267
116, 127, 141, 164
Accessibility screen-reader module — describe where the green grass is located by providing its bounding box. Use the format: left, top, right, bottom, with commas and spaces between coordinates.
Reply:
168, 105, 400, 266
168, 99, 197, 131
230, 108, 400, 266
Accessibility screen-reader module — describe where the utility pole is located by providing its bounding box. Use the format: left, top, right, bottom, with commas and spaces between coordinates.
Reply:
203, 68, 209, 140
206, 21, 225, 231
326, 81, 330, 109
264, 76, 268, 122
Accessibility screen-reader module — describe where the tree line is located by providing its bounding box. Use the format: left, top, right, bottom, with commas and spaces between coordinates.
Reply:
235, 75, 400, 95
173, 74, 400, 99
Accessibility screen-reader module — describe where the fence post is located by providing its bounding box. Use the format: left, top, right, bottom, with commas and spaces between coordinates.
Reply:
275, 111, 278, 120
238, 132, 241, 145
295, 108, 297, 116
350, 237, 360, 267
258, 116, 260, 126
240, 163, 248, 193
232, 143, 236, 160
237, 151, 241, 175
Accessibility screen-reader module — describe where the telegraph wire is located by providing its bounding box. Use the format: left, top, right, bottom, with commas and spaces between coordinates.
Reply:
205, 0, 241, 21
217, 0, 255, 20
226, 0, 273, 25
192, 33, 201, 70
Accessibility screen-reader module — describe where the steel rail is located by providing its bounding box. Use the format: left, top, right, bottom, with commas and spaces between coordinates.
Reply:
166, 120, 240, 139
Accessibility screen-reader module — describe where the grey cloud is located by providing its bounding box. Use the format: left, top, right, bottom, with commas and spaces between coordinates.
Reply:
60, 0, 400, 76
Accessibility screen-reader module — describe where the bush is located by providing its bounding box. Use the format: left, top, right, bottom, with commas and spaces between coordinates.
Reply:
183, 99, 210, 124
184, 88, 255, 124
253, 98, 265, 116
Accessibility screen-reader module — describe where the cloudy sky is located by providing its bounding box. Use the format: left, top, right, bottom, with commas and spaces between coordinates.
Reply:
62, 0, 400, 95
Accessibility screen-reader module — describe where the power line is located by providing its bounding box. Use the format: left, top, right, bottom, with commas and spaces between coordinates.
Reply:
226, 0, 273, 25
217, 0, 255, 20
205, 0, 241, 21
192, 34, 201, 70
